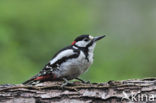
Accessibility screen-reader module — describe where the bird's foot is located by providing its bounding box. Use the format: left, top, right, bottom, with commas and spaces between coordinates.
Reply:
75, 78, 90, 84
61, 78, 74, 88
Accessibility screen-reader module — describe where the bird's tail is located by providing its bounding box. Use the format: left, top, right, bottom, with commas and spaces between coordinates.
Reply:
23, 77, 36, 85
23, 73, 56, 85
23, 74, 39, 85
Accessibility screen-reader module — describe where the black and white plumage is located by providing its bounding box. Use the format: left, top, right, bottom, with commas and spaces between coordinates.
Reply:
23, 34, 105, 85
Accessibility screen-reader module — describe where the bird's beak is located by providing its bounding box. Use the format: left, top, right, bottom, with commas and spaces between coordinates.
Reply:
93, 35, 106, 42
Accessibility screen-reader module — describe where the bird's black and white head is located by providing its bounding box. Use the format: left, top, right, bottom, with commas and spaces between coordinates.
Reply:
72, 35, 105, 50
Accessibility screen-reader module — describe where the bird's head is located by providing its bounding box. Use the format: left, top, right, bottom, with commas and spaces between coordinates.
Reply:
72, 34, 105, 49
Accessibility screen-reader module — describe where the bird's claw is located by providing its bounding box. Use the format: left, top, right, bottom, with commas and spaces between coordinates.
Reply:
75, 78, 90, 84
61, 82, 67, 88
81, 80, 90, 84
84, 80, 90, 84
61, 78, 74, 88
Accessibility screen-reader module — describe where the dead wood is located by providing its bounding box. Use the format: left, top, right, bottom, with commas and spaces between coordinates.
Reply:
0, 78, 156, 103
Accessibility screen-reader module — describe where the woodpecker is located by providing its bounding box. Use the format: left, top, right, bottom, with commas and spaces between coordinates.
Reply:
23, 34, 105, 85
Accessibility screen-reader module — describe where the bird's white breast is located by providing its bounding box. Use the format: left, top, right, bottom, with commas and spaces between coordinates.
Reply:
55, 51, 93, 79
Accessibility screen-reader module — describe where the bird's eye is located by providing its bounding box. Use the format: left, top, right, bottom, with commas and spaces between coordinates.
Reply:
84, 38, 89, 41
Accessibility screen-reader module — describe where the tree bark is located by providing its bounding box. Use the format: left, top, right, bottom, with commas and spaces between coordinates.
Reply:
0, 78, 156, 103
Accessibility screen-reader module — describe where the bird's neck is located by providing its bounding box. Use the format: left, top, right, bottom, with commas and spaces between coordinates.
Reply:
88, 43, 96, 53
73, 43, 96, 62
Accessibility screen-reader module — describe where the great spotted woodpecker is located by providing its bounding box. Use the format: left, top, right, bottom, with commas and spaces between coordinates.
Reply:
23, 34, 105, 85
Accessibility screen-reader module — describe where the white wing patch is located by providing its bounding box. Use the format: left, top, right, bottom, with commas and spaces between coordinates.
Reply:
50, 50, 74, 65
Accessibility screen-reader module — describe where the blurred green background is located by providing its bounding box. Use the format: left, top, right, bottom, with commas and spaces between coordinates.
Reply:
0, 0, 156, 84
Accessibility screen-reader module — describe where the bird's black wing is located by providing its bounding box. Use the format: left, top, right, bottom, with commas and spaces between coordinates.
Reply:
23, 45, 80, 84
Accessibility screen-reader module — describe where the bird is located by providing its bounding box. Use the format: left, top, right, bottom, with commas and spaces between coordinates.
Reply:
23, 34, 105, 86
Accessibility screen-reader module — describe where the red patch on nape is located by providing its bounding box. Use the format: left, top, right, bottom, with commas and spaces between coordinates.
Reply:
72, 41, 76, 45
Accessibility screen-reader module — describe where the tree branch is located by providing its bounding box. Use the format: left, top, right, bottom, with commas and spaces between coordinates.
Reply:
0, 78, 156, 103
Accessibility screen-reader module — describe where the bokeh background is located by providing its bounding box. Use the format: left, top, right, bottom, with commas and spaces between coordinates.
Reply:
0, 0, 156, 84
